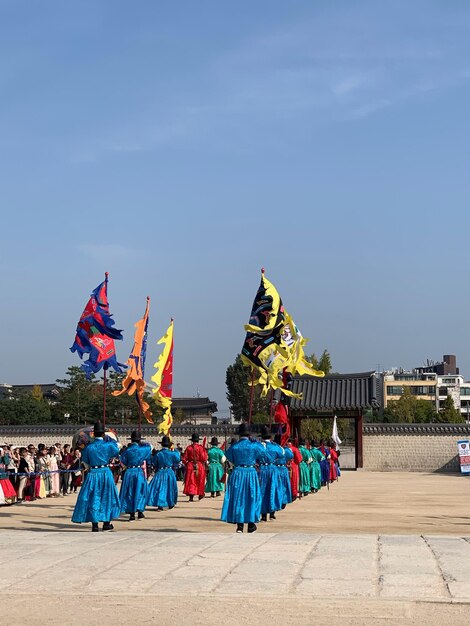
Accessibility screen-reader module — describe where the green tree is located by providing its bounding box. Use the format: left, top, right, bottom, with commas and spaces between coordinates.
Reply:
306, 353, 319, 369
53, 366, 100, 423
226, 355, 269, 422
383, 387, 437, 423
0, 396, 51, 425
437, 396, 464, 423
318, 350, 332, 375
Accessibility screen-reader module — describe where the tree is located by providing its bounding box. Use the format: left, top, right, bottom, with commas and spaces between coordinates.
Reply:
306, 353, 319, 369
172, 407, 186, 425
0, 396, 51, 425
437, 396, 464, 423
226, 355, 269, 422
318, 350, 332, 375
31, 385, 44, 402
383, 387, 438, 423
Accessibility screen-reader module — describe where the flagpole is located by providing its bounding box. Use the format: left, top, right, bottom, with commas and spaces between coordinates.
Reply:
103, 363, 108, 428
248, 368, 255, 425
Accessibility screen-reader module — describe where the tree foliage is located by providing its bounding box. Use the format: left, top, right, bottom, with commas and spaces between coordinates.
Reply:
226, 354, 269, 422
437, 395, 464, 423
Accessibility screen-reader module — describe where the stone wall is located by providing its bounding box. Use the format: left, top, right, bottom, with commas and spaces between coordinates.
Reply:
0, 424, 238, 450
363, 423, 470, 472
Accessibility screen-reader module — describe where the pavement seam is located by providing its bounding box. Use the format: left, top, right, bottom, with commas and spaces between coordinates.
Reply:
376, 534, 384, 598
421, 535, 452, 599
145, 534, 230, 593
209, 533, 275, 593
1, 534, 133, 592
289, 535, 322, 592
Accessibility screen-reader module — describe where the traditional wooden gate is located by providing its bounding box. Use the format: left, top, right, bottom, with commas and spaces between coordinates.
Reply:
288, 371, 381, 469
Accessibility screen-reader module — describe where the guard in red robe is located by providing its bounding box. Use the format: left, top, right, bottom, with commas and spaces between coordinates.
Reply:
287, 439, 302, 501
182, 433, 208, 501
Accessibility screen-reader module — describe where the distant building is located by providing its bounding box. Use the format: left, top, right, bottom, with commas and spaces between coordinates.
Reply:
383, 354, 470, 420
0, 384, 61, 405
172, 397, 218, 425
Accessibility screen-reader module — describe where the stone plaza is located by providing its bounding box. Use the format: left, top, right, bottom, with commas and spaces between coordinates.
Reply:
1, 471, 469, 625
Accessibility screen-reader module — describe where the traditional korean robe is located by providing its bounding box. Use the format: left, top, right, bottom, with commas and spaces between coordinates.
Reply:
259, 440, 284, 515
288, 444, 302, 499
221, 437, 265, 524
147, 448, 181, 509
119, 442, 152, 514
205, 447, 226, 493
276, 446, 293, 506
182, 443, 208, 496
298, 445, 312, 494
72, 438, 121, 524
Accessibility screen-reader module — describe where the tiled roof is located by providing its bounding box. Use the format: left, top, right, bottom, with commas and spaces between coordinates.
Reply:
289, 372, 380, 411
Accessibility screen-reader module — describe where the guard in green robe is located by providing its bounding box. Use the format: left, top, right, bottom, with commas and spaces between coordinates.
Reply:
205, 437, 226, 497
298, 438, 312, 496
309, 440, 324, 492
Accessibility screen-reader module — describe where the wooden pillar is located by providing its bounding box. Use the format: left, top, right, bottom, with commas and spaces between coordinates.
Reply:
355, 413, 363, 468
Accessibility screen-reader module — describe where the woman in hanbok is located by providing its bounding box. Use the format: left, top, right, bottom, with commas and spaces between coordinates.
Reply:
205, 437, 226, 497
48, 446, 61, 496
0, 448, 17, 505
147, 436, 180, 510
36, 448, 50, 498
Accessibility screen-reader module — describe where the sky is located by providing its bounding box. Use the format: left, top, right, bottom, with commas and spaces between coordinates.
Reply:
1, 1, 470, 416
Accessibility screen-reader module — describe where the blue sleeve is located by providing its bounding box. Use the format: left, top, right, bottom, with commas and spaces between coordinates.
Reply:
119, 449, 128, 465
173, 450, 181, 464
225, 446, 235, 464
108, 442, 120, 459
285, 448, 294, 461
81, 447, 90, 465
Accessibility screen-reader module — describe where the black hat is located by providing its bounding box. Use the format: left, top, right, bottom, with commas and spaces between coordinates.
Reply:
160, 435, 171, 448
191, 433, 200, 443
94, 421, 105, 437
129, 431, 141, 443
299, 438, 305, 446
260, 426, 271, 440
237, 422, 250, 437
210, 437, 219, 446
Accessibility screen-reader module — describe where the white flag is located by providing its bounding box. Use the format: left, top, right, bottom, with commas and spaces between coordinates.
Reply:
332, 415, 342, 448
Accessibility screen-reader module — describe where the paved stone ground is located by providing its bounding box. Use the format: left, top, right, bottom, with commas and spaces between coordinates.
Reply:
1, 531, 470, 624
2, 472, 470, 624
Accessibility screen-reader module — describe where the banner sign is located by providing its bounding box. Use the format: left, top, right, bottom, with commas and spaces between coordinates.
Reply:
457, 440, 470, 474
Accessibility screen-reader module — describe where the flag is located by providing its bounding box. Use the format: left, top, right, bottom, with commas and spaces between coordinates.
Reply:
332, 415, 342, 448
241, 270, 324, 397
152, 319, 174, 435
112, 297, 153, 424
70, 272, 125, 378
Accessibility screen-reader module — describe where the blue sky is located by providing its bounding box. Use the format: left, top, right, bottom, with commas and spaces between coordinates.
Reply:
1, 1, 470, 415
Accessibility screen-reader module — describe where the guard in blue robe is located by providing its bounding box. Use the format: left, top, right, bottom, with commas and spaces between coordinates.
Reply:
273, 434, 293, 508
221, 422, 265, 533
319, 441, 331, 486
72, 421, 121, 532
147, 436, 180, 510
259, 426, 284, 521
119, 431, 152, 521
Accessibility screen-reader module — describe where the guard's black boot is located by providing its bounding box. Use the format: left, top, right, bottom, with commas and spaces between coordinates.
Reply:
270, 512, 276, 520
211, 492, 215, 498
261, 513, 267, 522
236, 523, 244, 533
247, 523, 257, 533
189, 495, 194, 502
92, 523, 99, 532
128, 513, 136, 522
281, 504, 286, 510
102, 522, 114, 532
137, 511, 145, 519
216, 491, 221, 497
157, 506, 164, 511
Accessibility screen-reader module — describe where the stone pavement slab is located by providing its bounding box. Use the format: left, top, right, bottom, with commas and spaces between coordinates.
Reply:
2, 530, 470, 605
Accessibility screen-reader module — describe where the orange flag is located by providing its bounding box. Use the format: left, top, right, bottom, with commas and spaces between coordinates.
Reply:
112, 297, 153, 423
